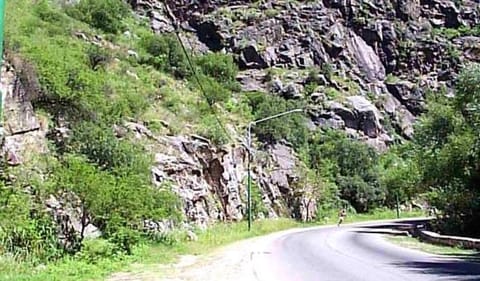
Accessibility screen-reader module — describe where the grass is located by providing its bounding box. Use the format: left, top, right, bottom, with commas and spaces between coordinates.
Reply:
0, 209, 423, 281
386, 235, 479, 256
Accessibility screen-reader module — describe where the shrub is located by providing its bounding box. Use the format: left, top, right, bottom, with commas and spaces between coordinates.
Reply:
337, 175, 385, 213
0, 192, 63, 263
77, 239, 117, 263
70, 122, 151, 176
43, 155, 182, 253
247, 93, 308, 146
34, 0, 67, 23
87, 46, 111, 71
198, 114, 229, 145
139, 33, 190, 78
106, 227, 141, 255
195, 53, 239, 91
200, 75, 232, 105
66, 0, 131, 34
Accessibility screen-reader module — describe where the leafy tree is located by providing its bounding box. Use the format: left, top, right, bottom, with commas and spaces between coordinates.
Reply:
307, 130, 384, 212
378, 150, 420, 206
411, 64, 480, 236
44, 155, 182, 252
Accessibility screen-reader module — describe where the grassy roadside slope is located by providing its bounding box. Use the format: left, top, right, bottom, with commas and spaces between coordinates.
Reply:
0, 210, 423, 281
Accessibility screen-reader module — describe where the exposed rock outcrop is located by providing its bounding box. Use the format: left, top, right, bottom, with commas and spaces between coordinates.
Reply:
0, 60, 47, 167
126, 127, 318, 227
139, 0, 479, 149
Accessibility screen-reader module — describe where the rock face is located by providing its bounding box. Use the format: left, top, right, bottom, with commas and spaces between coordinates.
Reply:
45, 193, 102, 251
0, 60, 47, 166
138, 0, 480, 148
0, 60, 102, 250
147, 133, 316, 228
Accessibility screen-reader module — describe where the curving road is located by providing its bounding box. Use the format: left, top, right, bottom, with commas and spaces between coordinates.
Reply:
251, 219, 480, 281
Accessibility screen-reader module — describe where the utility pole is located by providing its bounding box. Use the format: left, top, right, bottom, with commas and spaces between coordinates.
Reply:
246, 108, 304, 231
0, 0, 5, 120
396, 192, 400, 219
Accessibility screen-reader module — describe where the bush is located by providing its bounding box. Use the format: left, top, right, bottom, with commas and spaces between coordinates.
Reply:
305, 131, 386, 212
251, 184, 268, 219
198, 114, 229, 145
70, 122, 151, 176
106, 227, 141, 255
43, 155, 182, 254
246, 93, 308, 146
66, 0, 131, 34
0, 193, 63, 263
87, 46, 111, 71
77, 239, 117, 263
34, 0, 67, 23
139, 33, 190, 78
337, 175, 385, 213
195, 53, 239, 91
200, 75, 232, 105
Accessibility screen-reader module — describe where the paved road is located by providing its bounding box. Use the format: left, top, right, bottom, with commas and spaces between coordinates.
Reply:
252, 219, 480, 281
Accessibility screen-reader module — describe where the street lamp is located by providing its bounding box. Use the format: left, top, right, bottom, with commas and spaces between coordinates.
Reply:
246, 108, 304, 231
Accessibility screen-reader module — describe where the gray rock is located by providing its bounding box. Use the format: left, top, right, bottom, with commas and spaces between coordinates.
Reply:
345, 96, 382, 138
281, 83, 303, 99
240, 44, 267, 69
346, 32, 386, 82
45, 193, 101, 251
385, 80, 425, 115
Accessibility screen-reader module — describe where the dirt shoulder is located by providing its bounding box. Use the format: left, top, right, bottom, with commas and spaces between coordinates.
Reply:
108, 236, 261, 281
108, 218, 429, 281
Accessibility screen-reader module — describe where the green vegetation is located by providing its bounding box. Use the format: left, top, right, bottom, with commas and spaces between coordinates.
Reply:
0, 211, 421, 281
243, 92, 308, 145
3, 0, 480, 279
410, 64, 480, 237
2, 0, 226, 266
386, 235, 479, 256
66, 0, 131, 34
432, 26, 480, 40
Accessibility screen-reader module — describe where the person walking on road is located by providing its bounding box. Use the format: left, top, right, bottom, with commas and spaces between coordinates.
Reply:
337, 208, 347, 227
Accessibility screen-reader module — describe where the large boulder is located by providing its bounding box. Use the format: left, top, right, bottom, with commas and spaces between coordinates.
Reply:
385, 79, 425, 115
45, 193, 102, 251
345, 96, 383, 138
0, 61, 47, 166
327, 97, 382, 138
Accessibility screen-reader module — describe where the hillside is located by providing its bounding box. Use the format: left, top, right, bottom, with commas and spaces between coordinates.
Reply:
1, 0, 480, 276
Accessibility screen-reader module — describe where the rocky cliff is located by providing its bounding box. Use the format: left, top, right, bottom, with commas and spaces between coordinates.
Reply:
123, 122, 317, 228
132, 0, 479, 150
121, 0, 479, 226
2, 0, 479, 233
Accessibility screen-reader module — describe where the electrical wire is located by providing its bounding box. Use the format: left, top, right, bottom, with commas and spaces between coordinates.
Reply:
165, 3, 236, 144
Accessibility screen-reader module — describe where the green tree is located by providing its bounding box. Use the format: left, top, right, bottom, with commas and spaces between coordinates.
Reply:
44, 155, 182, 252
411, 64, 480, 236
307, 130, 385, 212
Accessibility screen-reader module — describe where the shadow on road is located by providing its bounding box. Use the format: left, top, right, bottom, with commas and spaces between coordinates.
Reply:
353, 222, 480, 280
391, 258, 480, 281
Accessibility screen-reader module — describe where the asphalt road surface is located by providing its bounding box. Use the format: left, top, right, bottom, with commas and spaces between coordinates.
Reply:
252, 219, 480, 281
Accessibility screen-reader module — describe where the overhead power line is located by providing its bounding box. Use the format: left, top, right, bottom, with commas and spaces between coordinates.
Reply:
164, 3, 235, 144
